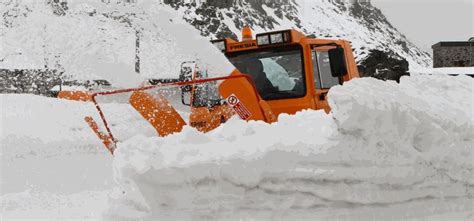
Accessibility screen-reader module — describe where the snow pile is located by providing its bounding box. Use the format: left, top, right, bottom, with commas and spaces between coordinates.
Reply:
1, 95, 117, 220
0, 94, 158, 220
0, 94, 156, 159
106, 75, 473, 220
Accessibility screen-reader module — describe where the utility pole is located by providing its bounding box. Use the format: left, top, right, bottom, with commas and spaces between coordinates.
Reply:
135, 29, 140, 74
43, 24, 49, 69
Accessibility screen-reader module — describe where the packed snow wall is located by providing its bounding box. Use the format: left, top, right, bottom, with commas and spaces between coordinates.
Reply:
105, 75, 473, 220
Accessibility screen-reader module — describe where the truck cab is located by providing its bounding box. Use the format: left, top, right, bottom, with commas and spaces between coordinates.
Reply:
185, 27, 359, 131
218, 28, 359, 113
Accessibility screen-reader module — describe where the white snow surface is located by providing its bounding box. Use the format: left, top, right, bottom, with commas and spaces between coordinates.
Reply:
103, 75, 474, 220
1, 76, 473, 220
0, 94, 148, 220
412, 67, 474, 76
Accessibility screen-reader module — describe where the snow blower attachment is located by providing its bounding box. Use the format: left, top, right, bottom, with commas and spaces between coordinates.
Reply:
82, 73, 266, 154
60, 27, 361, 155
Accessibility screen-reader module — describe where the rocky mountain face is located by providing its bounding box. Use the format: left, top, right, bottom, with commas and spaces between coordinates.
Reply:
358, 49, 410, 82
166, 0, 301, 39
164, 0, 432, 70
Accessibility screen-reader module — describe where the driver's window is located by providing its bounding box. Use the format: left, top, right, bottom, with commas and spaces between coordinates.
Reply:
312, 51, 340, 89
228, 48, 305, 100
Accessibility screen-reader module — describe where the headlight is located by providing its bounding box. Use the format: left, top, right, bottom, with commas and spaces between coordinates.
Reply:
257, 35, 270, 46
256, 30, 291, 46
270, 33, 283, 44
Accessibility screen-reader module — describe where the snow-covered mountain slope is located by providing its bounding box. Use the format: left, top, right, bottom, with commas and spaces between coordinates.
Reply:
168, 0, 432, 70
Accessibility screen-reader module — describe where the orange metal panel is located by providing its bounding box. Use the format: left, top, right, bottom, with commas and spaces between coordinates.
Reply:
219, 70, 267, 122
259, 100, 277, 123
189, 105, 234, 133
58, 91, 93, 102
84, 116, 116, 154
129, 91, 186, 137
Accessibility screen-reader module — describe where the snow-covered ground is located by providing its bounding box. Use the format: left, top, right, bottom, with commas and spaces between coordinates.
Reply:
412, 67, 474, 76
2, 75, 472, 220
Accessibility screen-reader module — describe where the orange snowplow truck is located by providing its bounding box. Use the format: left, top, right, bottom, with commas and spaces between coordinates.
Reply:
186, 27, 359, 132
60, 27, 359, 154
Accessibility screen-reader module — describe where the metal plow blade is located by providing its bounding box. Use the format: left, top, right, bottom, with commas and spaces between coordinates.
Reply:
129, 91, 186, 137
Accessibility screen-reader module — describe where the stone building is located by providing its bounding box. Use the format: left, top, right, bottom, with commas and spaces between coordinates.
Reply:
432, 38, 474, 68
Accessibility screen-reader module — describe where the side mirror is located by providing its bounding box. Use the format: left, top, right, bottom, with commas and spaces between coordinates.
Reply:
179, 66, 193, 95
181, 90, 191, 106
328, 48, 348, 77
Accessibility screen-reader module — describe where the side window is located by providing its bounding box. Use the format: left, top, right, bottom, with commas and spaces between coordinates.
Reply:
312, 51, 340, 89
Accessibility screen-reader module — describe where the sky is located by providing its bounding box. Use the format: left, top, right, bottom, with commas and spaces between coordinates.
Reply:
371, 0, 474, 54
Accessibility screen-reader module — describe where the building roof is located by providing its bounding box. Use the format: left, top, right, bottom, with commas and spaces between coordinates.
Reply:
432, 41, 474, 49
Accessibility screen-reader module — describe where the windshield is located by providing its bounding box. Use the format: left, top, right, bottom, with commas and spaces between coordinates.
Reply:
227, 47, 305, 100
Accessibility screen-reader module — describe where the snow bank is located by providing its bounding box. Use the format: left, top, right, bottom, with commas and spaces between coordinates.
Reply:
1, 94, 117, 219
105, 75, 473, 220
1, 95, 137, 199
0, 93, 167, 219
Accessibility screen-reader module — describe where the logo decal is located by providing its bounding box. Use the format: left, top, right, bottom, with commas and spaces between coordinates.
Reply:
229, 42, 257, 50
